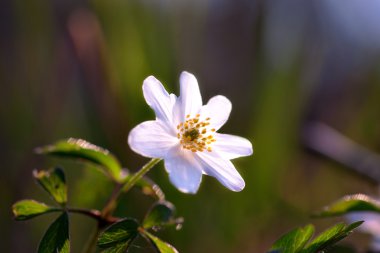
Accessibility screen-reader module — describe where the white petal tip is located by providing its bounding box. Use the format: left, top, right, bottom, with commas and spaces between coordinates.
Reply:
212, 95, 232, 106
177, 187, 199, 194
142, 76, 160, 90
143, 75, 158, 82
165, 155, 203, 195
169, 173, 201, 194
180, 71, 197, 84
237, 140, 253, 158
229, 180, 245, 192
170, 180, 200, 194
248, 146, 254, 156
180, 71, 194, 77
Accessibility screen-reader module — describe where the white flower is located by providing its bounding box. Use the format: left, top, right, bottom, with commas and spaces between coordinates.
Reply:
128, 71, 253, 194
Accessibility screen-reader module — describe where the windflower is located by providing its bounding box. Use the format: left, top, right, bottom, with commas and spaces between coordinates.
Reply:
128, 71, 253, 193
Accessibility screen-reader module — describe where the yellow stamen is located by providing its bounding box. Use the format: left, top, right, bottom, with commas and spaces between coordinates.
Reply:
177, 114, 216, 153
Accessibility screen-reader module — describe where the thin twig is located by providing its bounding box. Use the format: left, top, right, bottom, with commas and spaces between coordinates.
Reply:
68, 207, 119, 225
100, 183, 124, 218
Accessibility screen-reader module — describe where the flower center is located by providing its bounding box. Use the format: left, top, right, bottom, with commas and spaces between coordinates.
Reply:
177, 114, 216, 152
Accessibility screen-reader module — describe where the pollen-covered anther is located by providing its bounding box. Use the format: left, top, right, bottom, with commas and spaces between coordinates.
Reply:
177, 115, 216, 152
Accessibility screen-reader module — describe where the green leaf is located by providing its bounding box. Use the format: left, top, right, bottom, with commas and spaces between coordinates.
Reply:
301, 221, 363, 253
12, 200, 59, 220
33, 168, 67, 206
36, 138, 124, 182
315, 194, 380, 217
130, 176, 165, 200
97, 218, 139, 250
268, 222, 362, 253
141, 230, 178, 253
38, 212, 70, 253
270, 224, 314, 253
100, 243, 129, 253
143, 201, 183, 230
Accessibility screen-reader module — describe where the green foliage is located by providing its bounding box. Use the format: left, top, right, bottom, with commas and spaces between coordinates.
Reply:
15, 138, 364, 253
270, 224, 314, 253
301, 222, 363, 253
97, 218, 139, 251
141, 230, 179, 253
38, 212, 70, 253
97, 214, 181, 253
12, 200, 59, 220
36, 138, 124, 182
34, 167, 67, 206
269, 221, 363, 253
13, 141, 180, 253
315, 194, 380, 217
143, 201, 183, 230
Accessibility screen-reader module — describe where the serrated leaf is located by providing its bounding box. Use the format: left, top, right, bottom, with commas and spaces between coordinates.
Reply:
97, 218, 139, 249
34, 168, 67, 206
142, 230, 178, 253
131, 176, 165, 200
316, 194, 380, 217
36, 138, 124, 182
270, 224, 314, 253
12, 200, 59, 220
301, 221, 363, 253
143, 201, 182, 230
38, 212, 70, 253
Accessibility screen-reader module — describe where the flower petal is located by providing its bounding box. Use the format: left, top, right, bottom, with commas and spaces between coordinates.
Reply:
195, 152, 245, 191
143, 76, 176, 124
213, 133, 253, 159
164, 150, 203, 194
179, 71, 202, 120
128, 120, 178, 158
199, 95, 232, 130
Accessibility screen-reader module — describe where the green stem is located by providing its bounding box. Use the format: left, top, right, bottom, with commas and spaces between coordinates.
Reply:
100, 158, 161, 217
100, 183, 124, 218
123, 158, 161, 192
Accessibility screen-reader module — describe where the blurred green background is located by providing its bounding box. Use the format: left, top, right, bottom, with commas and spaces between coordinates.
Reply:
1, 0, 380, 252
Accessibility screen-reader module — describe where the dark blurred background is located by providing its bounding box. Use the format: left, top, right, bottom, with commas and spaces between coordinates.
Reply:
1, 0, 380, 252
